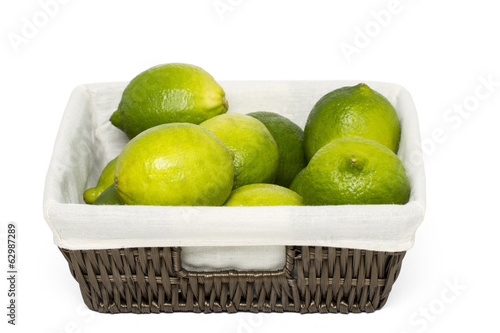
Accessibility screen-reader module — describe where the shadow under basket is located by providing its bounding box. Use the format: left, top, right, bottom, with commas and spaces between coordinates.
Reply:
60, 246, 406, 314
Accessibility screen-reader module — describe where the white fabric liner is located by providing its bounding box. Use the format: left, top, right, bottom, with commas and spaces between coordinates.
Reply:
43, 80, 425, 271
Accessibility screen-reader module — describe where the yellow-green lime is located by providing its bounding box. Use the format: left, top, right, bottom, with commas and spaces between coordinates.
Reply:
223, 183, 303, 206
200, 113, 279, 189
111, 63, 228, 138
83, 156, 118, 204
247, 111, 307, 187
93, 185, 123, 205
303, 83, 400, 161
300, 137, 410, 205
115, 123, 234, 206
289, 168, 306, 197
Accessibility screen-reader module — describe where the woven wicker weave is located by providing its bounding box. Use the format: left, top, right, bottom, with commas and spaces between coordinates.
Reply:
60, 246, 405, 314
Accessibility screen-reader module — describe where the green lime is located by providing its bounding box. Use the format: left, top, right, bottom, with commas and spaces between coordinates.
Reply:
111, 63, 228, 138
301, 137, 410, 205
200, 113, 279, 189
115, 123, 234, 206
303, 83, 400, 161
83, 156, 118, 204
223, 183, 303, 206
247, 111, 307, 187
93, 185, 123, 205
289, 168, 306, 197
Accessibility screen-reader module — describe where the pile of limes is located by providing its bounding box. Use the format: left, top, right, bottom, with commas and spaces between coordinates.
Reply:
83, 63, 410, 207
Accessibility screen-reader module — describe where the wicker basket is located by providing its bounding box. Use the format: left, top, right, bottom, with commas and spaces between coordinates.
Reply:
60, 246, 405, 314
45, 81, 424, 314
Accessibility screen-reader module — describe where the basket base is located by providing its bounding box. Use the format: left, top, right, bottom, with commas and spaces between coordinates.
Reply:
59, 246, 405, 314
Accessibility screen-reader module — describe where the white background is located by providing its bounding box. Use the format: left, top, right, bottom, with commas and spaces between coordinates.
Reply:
1, 0, 499, 332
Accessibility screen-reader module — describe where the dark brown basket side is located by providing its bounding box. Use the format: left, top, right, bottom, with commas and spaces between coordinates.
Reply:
59, 246, 405, 314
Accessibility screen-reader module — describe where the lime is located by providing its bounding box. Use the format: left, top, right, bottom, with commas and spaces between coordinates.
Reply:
93, 185, 123, 205
300, 137, 410, 205
303, 83, 400, 161
247, 111, 307, 187
200, 113, 279, 189
289, 168, 306, 197
115, 123, 234, 206
223, 183, 303, 206
83, 156, 118, 204
111, 63, 228, 138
